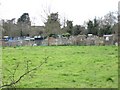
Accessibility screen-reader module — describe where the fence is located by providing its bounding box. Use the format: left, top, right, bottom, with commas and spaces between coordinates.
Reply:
1, 34, 117, 47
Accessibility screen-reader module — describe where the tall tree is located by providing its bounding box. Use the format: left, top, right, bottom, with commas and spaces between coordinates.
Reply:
98, 12, 117, 36
93, 18, 99, 35
44, 12, 61, 46
87, 20, 94, 34
17, 13, 31, 25
44, 12, 61, 36
66, 20, 73, 35
17, 13, 31, 37
104, 12, 117, 26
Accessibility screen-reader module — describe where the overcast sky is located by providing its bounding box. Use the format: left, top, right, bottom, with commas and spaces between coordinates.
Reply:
0, 0, 119, 26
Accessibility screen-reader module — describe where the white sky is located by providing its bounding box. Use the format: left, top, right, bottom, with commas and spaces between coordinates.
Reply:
0, 0, 119, 26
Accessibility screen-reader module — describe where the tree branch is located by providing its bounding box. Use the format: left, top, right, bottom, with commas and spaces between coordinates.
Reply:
0, 56, 48, 88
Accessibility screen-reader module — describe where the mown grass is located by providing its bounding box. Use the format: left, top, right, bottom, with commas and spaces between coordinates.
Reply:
2, 46, 118, 88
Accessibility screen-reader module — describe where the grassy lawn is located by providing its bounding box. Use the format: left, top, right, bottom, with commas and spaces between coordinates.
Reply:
2, 46, 118, 88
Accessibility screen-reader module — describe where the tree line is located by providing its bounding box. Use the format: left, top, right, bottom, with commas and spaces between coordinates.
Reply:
1, 11, 118, 38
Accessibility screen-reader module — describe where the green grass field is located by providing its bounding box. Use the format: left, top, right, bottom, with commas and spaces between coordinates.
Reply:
2, 46, 118, 88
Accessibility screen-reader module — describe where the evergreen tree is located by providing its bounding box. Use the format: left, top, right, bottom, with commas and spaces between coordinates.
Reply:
17, 13, 31, 36
66, 20, 73, 35
87, 20, 94, 34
